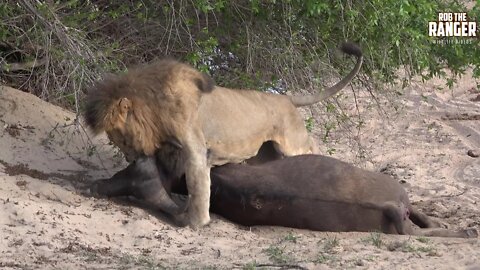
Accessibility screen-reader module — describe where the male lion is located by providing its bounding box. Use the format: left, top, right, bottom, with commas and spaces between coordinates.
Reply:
84, 43, 363, 228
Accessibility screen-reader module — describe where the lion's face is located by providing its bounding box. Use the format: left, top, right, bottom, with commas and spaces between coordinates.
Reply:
105, 97, 159, 162
105, 98, 142, 162
107, 128, 138, 162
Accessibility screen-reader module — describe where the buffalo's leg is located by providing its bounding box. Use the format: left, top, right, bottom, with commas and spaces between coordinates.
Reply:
89, 156, 188, 216
132, 159, 190, 216
382, 202, 409, 234
404, 207, 478, 238
408, 208, 441, 228
413, 227, 478, 238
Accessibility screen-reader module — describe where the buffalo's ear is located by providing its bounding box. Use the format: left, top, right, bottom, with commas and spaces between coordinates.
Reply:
117, 97, 132, 120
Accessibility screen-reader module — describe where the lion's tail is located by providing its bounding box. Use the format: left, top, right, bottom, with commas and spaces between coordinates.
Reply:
289, 42, 363, 107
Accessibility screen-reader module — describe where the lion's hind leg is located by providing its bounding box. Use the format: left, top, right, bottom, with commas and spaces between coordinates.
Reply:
308, 137, 320, 154
272, 122, 318, 157
269, 137, 313, 158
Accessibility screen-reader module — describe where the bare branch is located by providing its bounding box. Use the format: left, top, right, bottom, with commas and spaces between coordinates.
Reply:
1, 58, 46, 72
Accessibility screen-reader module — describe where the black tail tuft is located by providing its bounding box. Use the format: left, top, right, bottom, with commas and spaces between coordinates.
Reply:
340, 42, 362, 58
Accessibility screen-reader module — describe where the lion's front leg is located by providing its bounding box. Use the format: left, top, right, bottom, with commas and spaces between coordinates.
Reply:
183, 140, 211, 228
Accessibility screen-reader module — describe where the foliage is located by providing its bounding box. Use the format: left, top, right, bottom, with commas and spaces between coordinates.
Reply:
0, 0, 478, 112
263, 245, 290, 264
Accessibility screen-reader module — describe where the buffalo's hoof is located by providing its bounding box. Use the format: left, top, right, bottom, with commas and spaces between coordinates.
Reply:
173, 213, 190, 228
463, 228, 478, 238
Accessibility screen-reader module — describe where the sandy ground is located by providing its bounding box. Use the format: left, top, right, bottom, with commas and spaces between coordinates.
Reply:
0, 72, 479, 269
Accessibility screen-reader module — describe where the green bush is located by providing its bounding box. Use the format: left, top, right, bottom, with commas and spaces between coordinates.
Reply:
0, 0, 478, 111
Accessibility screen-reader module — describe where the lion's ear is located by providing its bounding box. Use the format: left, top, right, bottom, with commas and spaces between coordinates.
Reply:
194, 73, 215, 93
118, 97, 132, 119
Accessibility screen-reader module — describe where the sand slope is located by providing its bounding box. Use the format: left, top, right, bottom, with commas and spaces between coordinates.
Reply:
0, 77, 479, 270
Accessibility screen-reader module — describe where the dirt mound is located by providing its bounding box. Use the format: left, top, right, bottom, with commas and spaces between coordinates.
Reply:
0, 82, 479, 269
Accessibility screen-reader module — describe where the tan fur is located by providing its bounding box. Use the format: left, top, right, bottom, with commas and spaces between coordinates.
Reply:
85, 60, 209, 161
84, 46, 362, 227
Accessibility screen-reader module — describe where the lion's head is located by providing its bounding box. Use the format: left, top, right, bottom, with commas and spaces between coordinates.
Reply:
84, 59, 214, 161
102, 97, 159, 161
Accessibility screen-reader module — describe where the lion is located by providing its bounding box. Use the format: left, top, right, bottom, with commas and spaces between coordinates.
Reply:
84, 43, 363, 228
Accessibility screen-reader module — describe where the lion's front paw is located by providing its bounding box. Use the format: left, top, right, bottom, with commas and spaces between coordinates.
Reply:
188, 209, 210, 229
